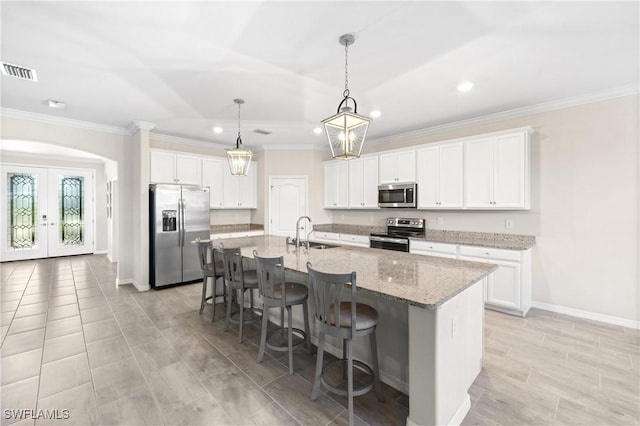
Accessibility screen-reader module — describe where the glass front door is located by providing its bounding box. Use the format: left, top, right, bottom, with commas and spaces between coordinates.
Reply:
1, 165, 94, 261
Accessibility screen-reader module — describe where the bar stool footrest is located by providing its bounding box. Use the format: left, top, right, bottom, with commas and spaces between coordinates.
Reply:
227, 307, 263, 325
265, 327, 306, 352
320, 359, 374, 398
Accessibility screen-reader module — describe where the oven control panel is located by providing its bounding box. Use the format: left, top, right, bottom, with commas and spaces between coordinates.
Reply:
386, 218, 425, 228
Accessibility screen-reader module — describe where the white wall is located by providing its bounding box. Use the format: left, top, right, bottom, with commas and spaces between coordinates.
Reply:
0, 153, 109, 253
0, 116, 134, 284
333, 95, 639, 322
252, 150, 333, 229
2, 94, 636, 323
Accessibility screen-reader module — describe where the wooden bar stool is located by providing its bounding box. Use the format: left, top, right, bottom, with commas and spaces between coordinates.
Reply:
196, 240, 225, 321
253, 250, 311, 375
306, 262, 384, 426
220, 246, 261, 343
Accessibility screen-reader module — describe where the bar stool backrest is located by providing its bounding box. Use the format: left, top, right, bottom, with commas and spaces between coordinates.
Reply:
306, 262, 356, 340
196, 241, 215, 274
253, 251, 287, 309
221, 246, 244, 286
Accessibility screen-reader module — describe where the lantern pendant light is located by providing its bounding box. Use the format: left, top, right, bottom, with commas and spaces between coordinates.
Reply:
226, 98, 253, 176
322, 34, 371, 160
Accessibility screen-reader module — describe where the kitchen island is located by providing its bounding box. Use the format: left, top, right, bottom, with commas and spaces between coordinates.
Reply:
216, 235, 497, 425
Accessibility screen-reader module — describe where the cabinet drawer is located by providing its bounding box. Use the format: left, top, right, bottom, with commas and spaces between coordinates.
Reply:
410, 240, 457, 255
314, 231, 340, 241
340, 234, 370, 246
459, 245, 521, 261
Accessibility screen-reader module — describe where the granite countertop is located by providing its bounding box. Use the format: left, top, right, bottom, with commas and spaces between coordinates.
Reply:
313, 223, 535, 250
216, 235, 496, 310
411, 230, 535, 250
210, 224, 264, 234
313, 224, 385, 236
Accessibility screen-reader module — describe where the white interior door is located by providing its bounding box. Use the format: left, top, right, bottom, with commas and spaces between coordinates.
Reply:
1, 165, 49, 261
1, 165, 94, 261
46, 168, 94, 257
269, 177, 307, 237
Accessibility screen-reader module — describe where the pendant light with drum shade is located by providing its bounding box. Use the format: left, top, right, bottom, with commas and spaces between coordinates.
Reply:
321, 34, 371, 160
226, 98, 253, 176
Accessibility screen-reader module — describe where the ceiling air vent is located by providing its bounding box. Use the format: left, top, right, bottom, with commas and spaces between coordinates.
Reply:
253, 129, 272, 135
1, 62, 38, 81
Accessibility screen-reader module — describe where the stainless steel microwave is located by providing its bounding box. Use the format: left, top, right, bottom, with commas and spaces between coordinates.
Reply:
378, 183, 417, 208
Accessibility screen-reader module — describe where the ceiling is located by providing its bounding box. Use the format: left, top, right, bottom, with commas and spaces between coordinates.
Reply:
1, 1, 638, 151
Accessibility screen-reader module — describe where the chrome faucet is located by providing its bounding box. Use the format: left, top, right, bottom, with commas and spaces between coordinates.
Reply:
295, 216, 312, 250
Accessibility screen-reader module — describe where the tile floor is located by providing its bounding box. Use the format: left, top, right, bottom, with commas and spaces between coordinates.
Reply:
1, 254, 639, 425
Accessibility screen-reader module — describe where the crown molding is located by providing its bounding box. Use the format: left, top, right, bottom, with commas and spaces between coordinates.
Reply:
366, 84, 640, 146
3, 83, 637, 150
129, 120, 156, 133
150, 132, 229, 150
256, 144, 326, 152
0, 108, 130, 136
0, 150, 105, 165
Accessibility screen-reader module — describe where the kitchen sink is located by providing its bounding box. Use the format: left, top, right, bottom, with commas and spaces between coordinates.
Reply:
307, 242, 339, 250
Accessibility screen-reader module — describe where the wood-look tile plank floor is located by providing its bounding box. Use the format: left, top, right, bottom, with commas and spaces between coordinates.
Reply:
1, 255, 638, 425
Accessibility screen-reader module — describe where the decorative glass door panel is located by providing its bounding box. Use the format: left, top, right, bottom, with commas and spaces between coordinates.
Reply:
0, 165, 94, 261
47, 169, 93, 258
1, 166, 48, 261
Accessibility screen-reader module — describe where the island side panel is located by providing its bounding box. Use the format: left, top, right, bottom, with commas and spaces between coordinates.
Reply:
407, 281, 484, 426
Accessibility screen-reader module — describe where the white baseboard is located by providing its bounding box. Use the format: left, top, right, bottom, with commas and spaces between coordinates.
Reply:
115, 277, 150, 292
94, 250, 107, 254
115, 277, 132, 286
131, 279, 150, 292
532, 301, 640, 330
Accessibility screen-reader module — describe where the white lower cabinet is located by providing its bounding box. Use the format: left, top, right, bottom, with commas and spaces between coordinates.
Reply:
409, 240, 458, 259
411, 240, 532, 317
210, 230, 264, 240
339, 233, 370, 248
311, 232, 369, 248
459, 246, 532, 317
312, 231, 340, 243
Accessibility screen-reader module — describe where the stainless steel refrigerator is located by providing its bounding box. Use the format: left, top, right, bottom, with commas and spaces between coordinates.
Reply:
149, 184, 210, 288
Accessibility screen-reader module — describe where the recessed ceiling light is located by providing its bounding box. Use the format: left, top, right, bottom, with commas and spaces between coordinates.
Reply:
370, 110, 381, 118
313, 127, 323, 135
213, 127, 223, 134
457, 81, 474, 92
47, 100, 66, 109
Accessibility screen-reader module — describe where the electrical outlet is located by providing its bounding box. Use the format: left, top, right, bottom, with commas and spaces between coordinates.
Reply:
505, 219, 514, 229
436, 217, 444, 225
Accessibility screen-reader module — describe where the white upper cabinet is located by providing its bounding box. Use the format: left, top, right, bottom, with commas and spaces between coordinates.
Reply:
151, 150, 257, 209
175, 154, 202, 185
324, 161, 349, 208
202, 157, 225, 208
349, 156, 379, 208
223, 161, 257, 208
417, 142, 463, 209
378, 150, 416, 183
150, 151, 202, 185
464, 130, 530, 209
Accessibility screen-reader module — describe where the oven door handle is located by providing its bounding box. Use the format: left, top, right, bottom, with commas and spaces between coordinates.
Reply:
370, 236, 408, 244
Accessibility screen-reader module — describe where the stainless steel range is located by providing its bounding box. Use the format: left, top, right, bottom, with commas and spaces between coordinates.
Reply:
369, 217, 425, 252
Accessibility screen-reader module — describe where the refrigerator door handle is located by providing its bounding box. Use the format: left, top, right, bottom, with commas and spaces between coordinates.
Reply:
177, 198, 183, 247
181, 198, 186, 247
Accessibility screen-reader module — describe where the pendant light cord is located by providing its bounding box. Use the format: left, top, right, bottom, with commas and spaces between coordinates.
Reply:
343, 40, 350, 98
236, 101, 242, 148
